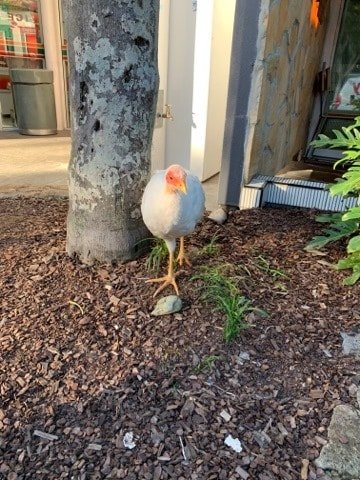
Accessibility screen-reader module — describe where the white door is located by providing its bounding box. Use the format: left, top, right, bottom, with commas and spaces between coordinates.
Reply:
152, 0, 236, 181
151, 0, 170, 172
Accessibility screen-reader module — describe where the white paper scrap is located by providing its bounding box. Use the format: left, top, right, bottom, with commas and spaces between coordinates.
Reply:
123, 431, 136, 450
224, 434, 242, 453
220, 410, 231, 422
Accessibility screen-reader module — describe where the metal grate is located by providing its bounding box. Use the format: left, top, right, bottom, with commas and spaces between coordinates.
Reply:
240, 175, 358, 211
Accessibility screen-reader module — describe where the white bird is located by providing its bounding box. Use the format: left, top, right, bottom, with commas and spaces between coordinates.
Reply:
141, 164, 205, 296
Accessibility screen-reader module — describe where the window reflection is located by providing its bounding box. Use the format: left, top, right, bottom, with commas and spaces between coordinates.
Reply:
329, 0, 360, 113
0, 0, 44, 69
0, 0, 44, 128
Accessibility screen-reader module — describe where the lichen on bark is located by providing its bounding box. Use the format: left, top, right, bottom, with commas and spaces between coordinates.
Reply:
63, 0, 159, 264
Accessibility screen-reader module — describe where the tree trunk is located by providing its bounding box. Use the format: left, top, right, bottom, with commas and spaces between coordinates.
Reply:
63, 0, 159, 264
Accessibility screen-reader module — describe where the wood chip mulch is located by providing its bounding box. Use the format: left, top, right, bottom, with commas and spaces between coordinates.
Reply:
1, 197, 359, 480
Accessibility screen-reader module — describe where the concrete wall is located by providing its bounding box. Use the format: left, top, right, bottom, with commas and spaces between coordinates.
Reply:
244, 0, 329, 181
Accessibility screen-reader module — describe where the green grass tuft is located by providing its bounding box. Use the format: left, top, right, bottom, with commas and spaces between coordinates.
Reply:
192, 264, 266, 343
198, 233, 220, 256
194, 355, 221, 373
253, 255, 288, 279
145, 238, 168, 273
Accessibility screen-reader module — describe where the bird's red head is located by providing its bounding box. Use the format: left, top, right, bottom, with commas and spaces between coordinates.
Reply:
165, 164, 187, 193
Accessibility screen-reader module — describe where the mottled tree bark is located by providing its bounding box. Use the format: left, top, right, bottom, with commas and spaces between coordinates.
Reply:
63, 0, 159, 264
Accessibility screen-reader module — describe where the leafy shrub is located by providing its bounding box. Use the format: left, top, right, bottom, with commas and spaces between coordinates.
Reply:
306, 117, 360, 284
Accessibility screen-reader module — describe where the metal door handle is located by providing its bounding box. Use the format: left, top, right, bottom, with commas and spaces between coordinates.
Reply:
158, 104, 173, 120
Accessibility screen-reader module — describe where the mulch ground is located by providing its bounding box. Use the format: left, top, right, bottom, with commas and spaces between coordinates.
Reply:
1, 197, 359, 480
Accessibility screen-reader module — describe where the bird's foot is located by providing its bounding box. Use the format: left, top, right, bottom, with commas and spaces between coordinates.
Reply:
176, 252, 192, 267
146, 273, 180, 297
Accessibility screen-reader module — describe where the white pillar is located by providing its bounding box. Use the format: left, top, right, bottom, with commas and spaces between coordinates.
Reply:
40, 0, 68, 130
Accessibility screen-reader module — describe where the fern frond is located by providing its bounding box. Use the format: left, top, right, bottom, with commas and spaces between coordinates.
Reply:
305, 219, 358, 250
307, 117, 360, 284
342, 207, 360, 222
329, 162, 360, 196
336, 251, 360, 285
310, 117, 360, 151
315, 213, 343, 223
347, 234, 360, 254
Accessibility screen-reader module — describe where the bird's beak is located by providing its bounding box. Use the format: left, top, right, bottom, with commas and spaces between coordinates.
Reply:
178, 179, 187, 194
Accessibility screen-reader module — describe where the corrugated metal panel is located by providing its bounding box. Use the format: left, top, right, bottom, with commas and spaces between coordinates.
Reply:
240, 175, 358, 211
239, 185, 262, 209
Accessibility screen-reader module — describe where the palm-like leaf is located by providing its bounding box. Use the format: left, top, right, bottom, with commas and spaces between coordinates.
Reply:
306, 117, 360, 284
305, 218, 358, 250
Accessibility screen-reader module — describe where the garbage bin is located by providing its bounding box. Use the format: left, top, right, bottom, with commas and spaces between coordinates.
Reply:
10, 69, 57, 135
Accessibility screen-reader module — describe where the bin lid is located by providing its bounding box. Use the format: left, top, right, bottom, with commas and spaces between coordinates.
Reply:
10, 69, 53, 84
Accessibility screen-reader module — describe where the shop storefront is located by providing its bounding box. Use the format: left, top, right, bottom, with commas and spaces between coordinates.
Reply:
0, 0, 69, 131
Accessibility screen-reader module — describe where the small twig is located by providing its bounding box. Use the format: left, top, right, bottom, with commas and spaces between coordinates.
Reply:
68, 300, 84, 315
263, 417, 273, 433
33, 430, 58, 441
179, 436, 188, 463
205, 382, 236, 398
301, 459, 309, 480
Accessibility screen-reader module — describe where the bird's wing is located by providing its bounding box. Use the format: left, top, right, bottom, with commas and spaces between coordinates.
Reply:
186, 173, 205, 222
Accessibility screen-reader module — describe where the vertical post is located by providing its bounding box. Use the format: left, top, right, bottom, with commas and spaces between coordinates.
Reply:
39, 0, 67, 130
218, 0, 262, 206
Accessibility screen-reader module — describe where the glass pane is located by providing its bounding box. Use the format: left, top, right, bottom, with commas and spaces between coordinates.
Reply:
58, 0, 70, 127
0, 0, 45, 69
328, 0, 360, 114
0, 0, 44, 128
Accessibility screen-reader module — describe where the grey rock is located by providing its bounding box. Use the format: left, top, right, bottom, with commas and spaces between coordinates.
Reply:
315, 404, 360, 478
341, 332, 360, 355
357, 388, 360, 410
237, 351, 250, 365
208, 207, 227, 225
151, 295, 182, 316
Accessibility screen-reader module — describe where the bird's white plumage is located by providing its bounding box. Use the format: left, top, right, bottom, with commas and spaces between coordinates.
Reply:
141, 169, 205, 250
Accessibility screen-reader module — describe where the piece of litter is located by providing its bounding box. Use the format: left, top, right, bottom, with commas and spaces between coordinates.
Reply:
123, 431, 136, 449
220, 410, 231, 422
224, 434, 242, 453
87, 443, 102, 451
33, 430, 58, 441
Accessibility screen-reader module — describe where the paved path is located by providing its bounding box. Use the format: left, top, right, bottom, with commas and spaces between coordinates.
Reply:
0, 132, 70, 197
0, 131, 219, 209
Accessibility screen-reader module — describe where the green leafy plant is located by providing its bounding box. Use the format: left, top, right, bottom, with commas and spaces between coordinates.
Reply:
192, 264, 266, 343
145, 238, 168, 273
253, 255, 288, 279
350, 97, 360, 111
194, 355, 221, 373
198, 233, 220, 256
306, 116, 360, 284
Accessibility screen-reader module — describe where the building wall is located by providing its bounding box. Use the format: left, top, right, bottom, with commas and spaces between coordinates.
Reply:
244, 0, 329, 180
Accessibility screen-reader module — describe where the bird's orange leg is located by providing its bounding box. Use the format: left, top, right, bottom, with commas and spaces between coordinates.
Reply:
146, 250, 180, 297
177, 236, 191, 267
